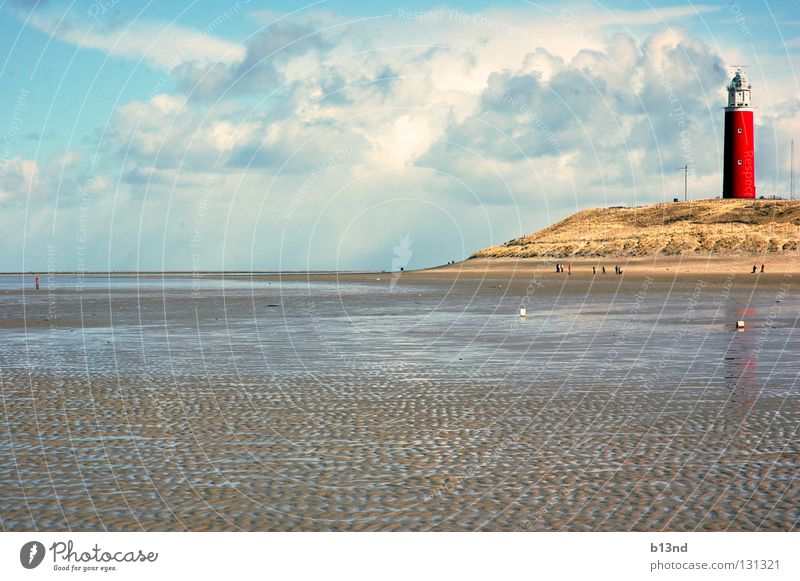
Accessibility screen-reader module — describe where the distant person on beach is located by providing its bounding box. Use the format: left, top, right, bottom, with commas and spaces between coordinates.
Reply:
592, 266, 596, 275
601, 266, 606, 275
555, 264, 560, 273
761, 264, 765, 273
568, 264, 571, 275
752, 265, 757, 274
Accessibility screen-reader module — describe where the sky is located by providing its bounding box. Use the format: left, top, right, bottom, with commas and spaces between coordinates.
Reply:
0, 0, 798, 272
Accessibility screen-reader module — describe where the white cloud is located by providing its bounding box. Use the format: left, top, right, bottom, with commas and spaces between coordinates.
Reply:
208, 121, 261, 152
376, 114, 438, 167
0, 156, 39, 204
26, 12, 245, 69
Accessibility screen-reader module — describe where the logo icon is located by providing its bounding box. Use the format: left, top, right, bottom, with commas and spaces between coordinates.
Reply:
20, 541, 45, 569
390, 234, 413, 290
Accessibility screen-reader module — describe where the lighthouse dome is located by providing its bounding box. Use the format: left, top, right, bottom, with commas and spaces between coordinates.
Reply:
729, 69, 749, 89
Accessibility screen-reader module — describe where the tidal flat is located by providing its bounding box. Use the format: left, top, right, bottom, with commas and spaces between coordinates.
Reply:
1, 259, 798, 531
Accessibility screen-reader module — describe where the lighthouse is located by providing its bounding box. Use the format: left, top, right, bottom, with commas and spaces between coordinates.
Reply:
722, 68, 756, 198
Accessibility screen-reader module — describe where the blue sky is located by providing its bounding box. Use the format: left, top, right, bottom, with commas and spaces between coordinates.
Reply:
1, 0, 798, 271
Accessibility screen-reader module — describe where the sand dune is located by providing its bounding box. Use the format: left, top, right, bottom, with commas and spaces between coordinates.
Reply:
473, 199, 800, 258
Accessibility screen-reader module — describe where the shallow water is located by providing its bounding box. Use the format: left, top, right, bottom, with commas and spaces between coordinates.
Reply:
1, 274, 798, 530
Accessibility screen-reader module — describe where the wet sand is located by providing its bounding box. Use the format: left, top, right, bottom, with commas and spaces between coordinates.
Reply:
1, 256, 798, 531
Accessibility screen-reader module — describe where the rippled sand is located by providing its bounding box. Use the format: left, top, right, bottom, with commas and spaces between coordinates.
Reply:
1, 260, 798, 531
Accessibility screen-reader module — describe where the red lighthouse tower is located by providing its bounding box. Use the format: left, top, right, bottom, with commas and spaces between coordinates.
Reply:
722, 68, 756, 198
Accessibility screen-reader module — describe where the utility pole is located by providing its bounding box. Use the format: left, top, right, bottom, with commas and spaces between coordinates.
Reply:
680, 164, 688, 201
791, 138, 795, 200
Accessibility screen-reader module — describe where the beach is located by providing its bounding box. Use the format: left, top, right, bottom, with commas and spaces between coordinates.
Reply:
1, 255, 798, 531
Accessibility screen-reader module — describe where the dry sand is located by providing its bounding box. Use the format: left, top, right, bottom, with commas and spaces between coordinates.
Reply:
473, 199, 800, 258
1, 255, 798, 531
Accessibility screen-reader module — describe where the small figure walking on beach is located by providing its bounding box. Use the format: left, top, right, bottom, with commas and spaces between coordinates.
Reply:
592, 266, 596, 275
761, 264, 765, 273
35, 276, 40, 290
567, 264, 572, 276
601, 266, 606, 275
556, 263, 560, 273
752, 265, 757, 274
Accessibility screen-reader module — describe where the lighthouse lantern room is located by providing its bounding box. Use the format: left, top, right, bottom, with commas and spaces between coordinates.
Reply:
722, 68, 756, 199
